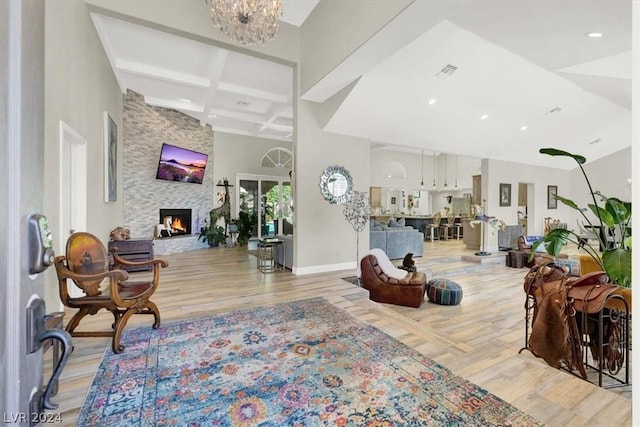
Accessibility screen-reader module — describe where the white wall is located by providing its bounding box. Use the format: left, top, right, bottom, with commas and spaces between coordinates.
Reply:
44, 0, 123, 307
570, 147, 632, 225
482, 158, 573, 251
300, 0, 412, 96
295, 99, 370, 274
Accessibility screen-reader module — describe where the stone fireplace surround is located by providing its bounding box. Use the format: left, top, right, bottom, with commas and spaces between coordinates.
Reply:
122, 91, 213, 255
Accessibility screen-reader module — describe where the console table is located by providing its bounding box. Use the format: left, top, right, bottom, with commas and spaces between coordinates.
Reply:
108, 238, 154, 272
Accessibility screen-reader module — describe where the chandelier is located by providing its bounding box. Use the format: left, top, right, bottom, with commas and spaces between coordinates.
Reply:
204, 0, 283, 46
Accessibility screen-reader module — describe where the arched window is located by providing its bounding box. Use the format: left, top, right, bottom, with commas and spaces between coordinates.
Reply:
261, 147, 292, 169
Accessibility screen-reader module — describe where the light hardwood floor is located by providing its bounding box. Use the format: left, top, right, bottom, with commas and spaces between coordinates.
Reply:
47, 240, 632, 426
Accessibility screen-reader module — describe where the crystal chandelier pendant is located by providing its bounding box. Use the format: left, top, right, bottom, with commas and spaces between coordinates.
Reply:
205, 0, 283, 46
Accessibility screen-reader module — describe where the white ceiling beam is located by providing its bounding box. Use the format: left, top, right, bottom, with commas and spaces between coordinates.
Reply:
144, 96, 202, 112
200, 49, 228, 126
211, 125, 290, 142
116, 58, 209, 88
217, 82, 288, 103
209, 107, 267, 123
257, 101, 292, 133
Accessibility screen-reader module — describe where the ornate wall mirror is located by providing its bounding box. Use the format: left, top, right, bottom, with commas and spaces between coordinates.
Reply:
319, 165, 353, 204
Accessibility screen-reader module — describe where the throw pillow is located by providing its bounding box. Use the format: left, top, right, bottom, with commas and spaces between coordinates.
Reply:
388, 219, 403, 228
369, 248, 407, 280
396, 218, 406, 227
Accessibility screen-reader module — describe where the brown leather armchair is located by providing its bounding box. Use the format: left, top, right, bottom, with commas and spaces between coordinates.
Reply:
517, 235, 567, 267
360, 254, 427, 308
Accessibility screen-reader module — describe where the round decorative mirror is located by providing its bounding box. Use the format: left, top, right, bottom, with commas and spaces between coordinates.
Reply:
319, 165, 353, 204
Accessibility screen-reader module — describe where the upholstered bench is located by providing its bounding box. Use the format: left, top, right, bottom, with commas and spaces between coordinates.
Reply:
426, 278, 463, 305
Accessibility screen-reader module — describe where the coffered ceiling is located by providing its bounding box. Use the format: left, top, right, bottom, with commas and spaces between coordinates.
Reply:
91, 0, 319, 143
91, 0, 631, 170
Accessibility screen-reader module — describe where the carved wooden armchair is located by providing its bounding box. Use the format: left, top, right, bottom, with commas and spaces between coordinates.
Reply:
54, 232, 168, 353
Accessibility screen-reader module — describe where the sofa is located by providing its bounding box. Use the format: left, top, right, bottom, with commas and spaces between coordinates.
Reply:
273, 234, 293, 270
370, 219, 424, 260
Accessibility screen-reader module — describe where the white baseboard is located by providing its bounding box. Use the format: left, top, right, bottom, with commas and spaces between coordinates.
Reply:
293, 262, 354, 276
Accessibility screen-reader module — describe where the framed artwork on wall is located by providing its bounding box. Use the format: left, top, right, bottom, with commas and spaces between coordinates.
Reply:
547, 185, 558, 209
104, 112, 117, 202
499, 183, 511, 207
413, 190, 420, 198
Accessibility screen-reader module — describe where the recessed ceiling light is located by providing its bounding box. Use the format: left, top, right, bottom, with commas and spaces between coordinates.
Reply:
179, 98, 191, 103
481, 114, 489, 120
208, 114, 217, 118
587, 32, 603, 38
428, 99, 436, 105
520, 125, 528, 131
387, 174, 392, 178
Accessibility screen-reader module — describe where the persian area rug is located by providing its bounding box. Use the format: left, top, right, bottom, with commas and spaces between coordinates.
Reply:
77, 297, 540, 426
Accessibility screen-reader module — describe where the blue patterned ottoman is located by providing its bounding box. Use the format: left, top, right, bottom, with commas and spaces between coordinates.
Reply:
426, 278, 463, 305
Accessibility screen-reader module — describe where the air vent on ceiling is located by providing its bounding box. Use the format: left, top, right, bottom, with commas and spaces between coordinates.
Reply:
589, 138, 601, 145
236, 100, 250, 107
545, 107, 562, 115
436, 64, 458, 79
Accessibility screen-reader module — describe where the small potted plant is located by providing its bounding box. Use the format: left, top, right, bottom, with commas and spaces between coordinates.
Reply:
199, 211, 227, 247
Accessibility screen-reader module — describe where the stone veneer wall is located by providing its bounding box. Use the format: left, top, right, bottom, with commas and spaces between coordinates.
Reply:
123, 90, 213, 254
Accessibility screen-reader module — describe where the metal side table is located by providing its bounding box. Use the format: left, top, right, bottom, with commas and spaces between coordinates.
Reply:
257, 238, 284, 273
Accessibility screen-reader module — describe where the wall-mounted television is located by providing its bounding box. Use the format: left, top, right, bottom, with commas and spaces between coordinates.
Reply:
155, 143, 208, 184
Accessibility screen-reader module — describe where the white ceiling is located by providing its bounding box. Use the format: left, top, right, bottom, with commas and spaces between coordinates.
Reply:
91, 0, 631, 170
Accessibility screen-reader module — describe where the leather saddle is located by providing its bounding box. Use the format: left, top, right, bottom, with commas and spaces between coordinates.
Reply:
525, 269, 619, 379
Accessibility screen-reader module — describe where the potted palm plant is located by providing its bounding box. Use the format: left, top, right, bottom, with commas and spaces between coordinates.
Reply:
531, 148, 631, 288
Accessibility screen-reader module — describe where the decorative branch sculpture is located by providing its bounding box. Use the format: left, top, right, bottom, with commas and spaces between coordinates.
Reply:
343, 191, 370, 283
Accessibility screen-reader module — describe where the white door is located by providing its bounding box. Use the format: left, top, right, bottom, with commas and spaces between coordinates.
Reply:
1, 0, 48, 418
59, 121, 87, 245
59, 121, 87, 298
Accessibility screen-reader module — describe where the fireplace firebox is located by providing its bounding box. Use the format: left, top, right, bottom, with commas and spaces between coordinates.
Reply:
159, 209, 192, 236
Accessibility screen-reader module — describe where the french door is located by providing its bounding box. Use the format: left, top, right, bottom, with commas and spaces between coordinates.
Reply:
237, 174, 292, 239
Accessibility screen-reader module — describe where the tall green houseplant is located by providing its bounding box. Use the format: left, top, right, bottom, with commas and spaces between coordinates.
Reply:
532, 148, 631, 287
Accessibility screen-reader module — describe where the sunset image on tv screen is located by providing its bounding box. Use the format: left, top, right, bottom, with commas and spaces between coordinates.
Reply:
156, 143, 208, 184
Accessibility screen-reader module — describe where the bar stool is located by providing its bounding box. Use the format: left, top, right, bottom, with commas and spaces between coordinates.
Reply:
452, 218, 463, 240
440, 213, 455, 240
425, 213, 441, 241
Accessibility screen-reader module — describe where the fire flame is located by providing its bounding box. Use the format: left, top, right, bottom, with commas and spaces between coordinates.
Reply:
172, 218, 187, 233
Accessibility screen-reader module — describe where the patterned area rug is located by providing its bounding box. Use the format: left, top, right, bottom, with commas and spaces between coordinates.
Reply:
77, 298, 540, 426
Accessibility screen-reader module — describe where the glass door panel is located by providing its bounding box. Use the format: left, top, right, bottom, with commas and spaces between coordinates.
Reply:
239, 179, 258, 238
237, 176, 292, 240
261, 180, 278, 237
280, 181, 292, 235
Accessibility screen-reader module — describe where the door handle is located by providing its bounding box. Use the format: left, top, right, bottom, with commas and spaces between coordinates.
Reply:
39, 328, 72, 409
